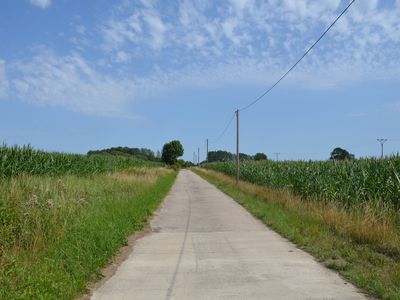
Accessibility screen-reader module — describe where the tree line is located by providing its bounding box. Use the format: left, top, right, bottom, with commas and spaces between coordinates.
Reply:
207, 147, 355, 163
87, 143, 355, 167
87, 147, 161, 162
207, 150, 267, 163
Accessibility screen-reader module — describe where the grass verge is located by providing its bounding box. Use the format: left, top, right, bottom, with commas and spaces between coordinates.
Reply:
0, 168, 176, 299
193, 168, 400, 300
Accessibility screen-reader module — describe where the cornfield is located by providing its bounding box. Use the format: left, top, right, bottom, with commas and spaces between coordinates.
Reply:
203, 157, 400, 209
0, 145, 163, 178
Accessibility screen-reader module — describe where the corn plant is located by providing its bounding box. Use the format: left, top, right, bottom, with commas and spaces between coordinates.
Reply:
203, 157, 400, 209
0, 145, 163, 178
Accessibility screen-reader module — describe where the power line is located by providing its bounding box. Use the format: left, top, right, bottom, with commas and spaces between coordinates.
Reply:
210, 112, 236, 144
239, 0, 356, 112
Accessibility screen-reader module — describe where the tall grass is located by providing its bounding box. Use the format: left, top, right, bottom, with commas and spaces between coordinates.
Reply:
0, 168, 176, 299
0, 144, 170, 298
0, 145, 163, 178
203, 157, 400, 209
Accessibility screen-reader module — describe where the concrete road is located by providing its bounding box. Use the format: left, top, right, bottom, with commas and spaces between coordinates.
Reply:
91, 170, 366, 300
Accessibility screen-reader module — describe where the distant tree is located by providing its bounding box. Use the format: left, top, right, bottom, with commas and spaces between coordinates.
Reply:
183, 161, 195, 168
254, 153, 268, 161
87, 146, 159, 161
330, 147, 355, 160
237, 153, 253, 161
161, 140, 184, 165
176, 159, 186, 168
208, 150, 257, 162
208, 150, 234, 162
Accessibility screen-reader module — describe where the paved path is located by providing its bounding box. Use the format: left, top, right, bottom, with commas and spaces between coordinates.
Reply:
92, 170, 366, 300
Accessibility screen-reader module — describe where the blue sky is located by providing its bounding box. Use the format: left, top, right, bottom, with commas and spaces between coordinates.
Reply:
0, 0, 399, 161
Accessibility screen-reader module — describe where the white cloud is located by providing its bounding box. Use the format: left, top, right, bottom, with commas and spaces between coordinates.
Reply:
115, 51, 131, 63
5, 0, 400, 117
222, 18, 241, 45
101, 4, 167, 52
229, 0, 255, 15
142, 10, 167, 50
29, 0, 51, 8
280, 0, 340, 20
10, 48, 137, 117
102, 19, 137, 51
86, 0, 400, 96
0, 60, 9, 98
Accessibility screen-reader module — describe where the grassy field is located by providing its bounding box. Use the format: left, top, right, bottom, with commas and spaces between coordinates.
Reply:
194, 168, 400, 300
0, 144, 163, 178
0, 145, 176, 299
203, 158, 400, 209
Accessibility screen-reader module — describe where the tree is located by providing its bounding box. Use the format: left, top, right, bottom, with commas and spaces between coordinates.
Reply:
161, 140, 184, 165
237, 153, 253, 161
208, 150, 234, 162
254, 152, 268, 161
87, 146, 159, 161
330, 147, 355, 160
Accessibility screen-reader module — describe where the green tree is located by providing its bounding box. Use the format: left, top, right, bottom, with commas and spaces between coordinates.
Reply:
208, 150, 234, 162
254, 152, 268, 160
330, 147, 355, 160
237, 153, 253, 161
87, 146, 159, 161
161, 140, 184, 165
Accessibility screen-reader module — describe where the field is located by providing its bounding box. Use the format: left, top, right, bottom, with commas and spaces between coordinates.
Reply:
199, 157, 400, 299
0, 144, 162, 178
203, 157, 400, 209
194, 168, 400, 299
0, 145, 175, 299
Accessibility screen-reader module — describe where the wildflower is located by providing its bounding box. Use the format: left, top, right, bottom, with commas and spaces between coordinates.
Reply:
26, 194, 39, 207
47, 199, 54, 209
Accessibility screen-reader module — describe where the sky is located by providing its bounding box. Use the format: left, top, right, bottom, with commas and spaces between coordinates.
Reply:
0, 0, 399, 161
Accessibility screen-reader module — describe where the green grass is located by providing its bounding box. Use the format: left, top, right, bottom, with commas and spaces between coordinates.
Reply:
193, 168, 400, 300
0, 144, 163, 178
203, 157, 400, 209
0, 168, 176, 299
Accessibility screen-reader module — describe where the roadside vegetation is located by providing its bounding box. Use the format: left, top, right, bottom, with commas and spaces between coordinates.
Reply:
0, 144, 176, 299
194, 167, 400, 300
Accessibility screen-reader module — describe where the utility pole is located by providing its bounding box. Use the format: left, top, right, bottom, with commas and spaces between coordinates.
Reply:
236, 109, 240, 184
197, 147, 200, 166
274, 152, 280, 161
193, 152, 196, 165
377, 138, 388, 159
206, 139, 209, 163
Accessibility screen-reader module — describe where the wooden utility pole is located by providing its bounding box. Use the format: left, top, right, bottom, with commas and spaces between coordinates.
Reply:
198, 147, 200, 166
236, 109, 240, 184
